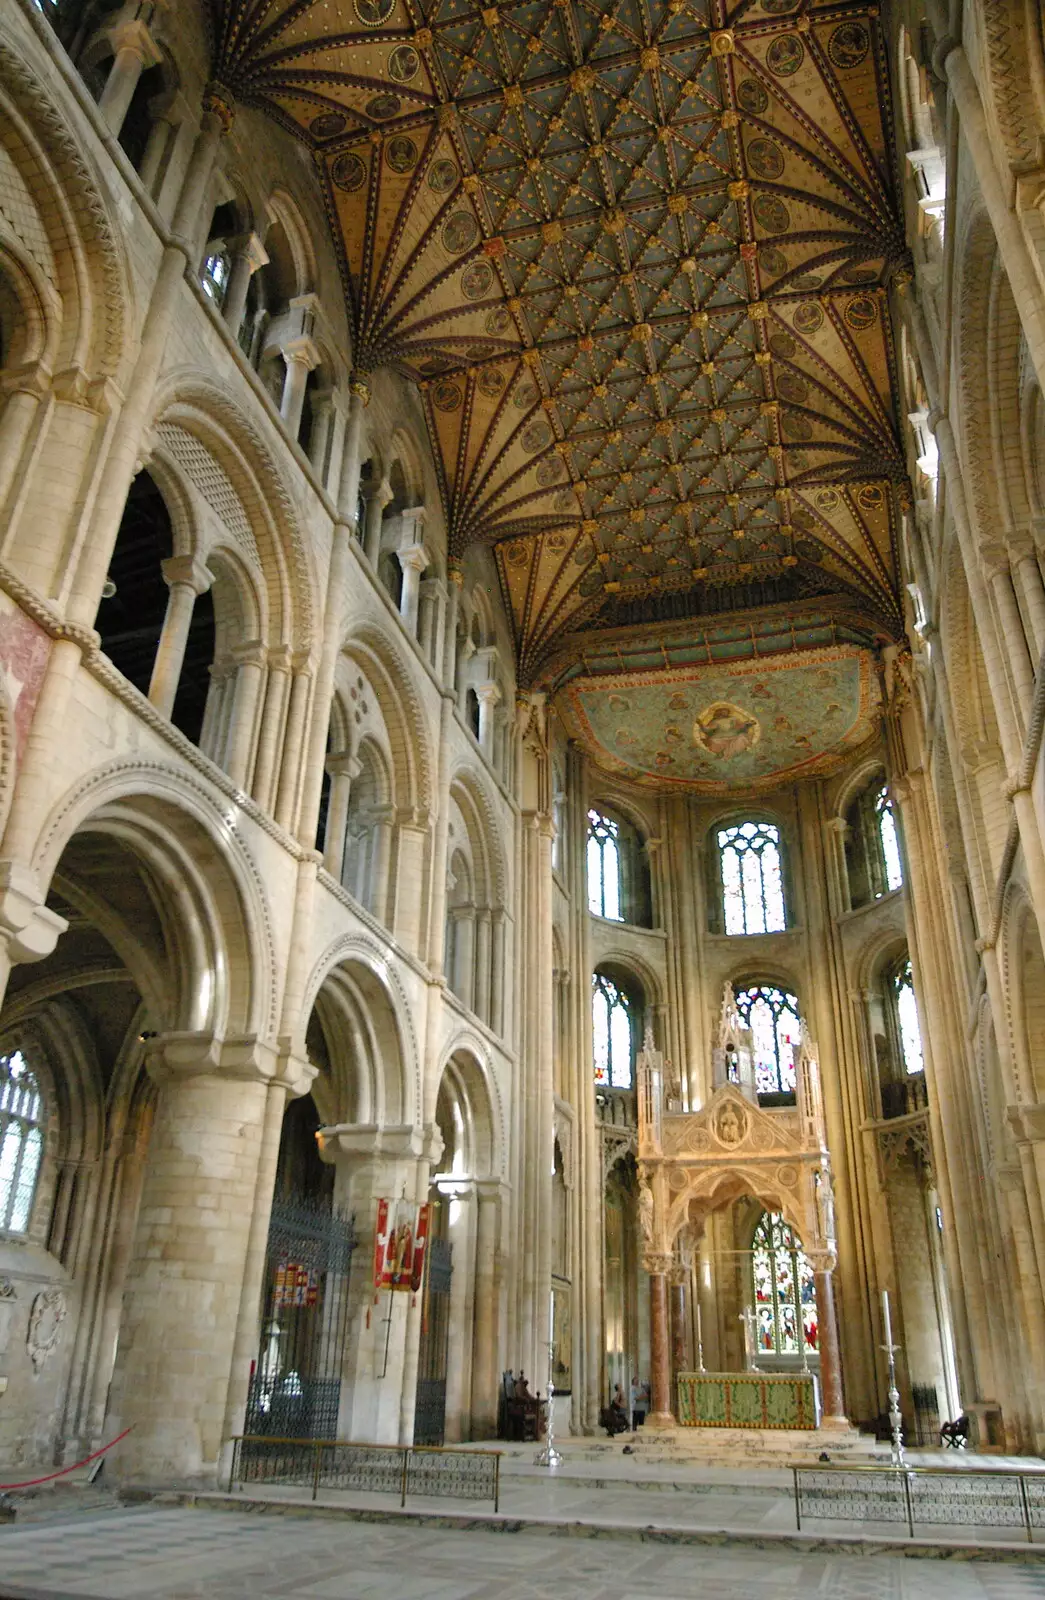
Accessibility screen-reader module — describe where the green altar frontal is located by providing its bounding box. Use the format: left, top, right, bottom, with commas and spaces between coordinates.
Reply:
677, 1372, 820, 1430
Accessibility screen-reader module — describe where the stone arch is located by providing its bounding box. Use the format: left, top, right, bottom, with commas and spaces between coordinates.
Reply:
1001, 884, 1045, 1106
341, 624, 433, 812
592, 948, 663, 1013
977, 0, 1045, 172
265, 188, 319, 298
148, 375, 316, 652
433, 1038, 501, 1182
30, 761, 277, 1038
0, 34, 129, 379
386, 423, 426, 506
447, 765, 508, 906
301, 934, 420, 1128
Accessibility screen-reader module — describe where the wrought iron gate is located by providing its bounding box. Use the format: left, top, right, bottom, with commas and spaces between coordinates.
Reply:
245, 1195, 356, 1439
413, 1235, 452, 1445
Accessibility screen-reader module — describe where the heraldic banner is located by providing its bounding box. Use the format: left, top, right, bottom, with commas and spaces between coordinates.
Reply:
373, 1198, 431, 1293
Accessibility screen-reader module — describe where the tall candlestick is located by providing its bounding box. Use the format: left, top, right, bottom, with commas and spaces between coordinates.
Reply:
881, 1288, 892, 1350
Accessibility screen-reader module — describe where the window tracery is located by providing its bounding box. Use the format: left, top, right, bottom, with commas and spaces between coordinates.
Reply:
587, 809, 622, 922
734, 983, 801, 1101
717, 821, 786, 935
875, 785, 904, 893
0, 1049, 44, 1234
592, 972, 634, 1089
752, 1211, 818, 1358
894, 958, 924, 1076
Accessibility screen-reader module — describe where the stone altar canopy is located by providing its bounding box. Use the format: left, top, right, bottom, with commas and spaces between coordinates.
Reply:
635, 988, 846, 1429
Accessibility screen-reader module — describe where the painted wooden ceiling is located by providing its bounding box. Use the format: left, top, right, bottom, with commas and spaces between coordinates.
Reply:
211, 0, 907, 708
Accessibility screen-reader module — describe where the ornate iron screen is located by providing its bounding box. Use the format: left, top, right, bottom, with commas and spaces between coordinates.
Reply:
245, 1195, 356, 1440
413, 1235, 452, 1446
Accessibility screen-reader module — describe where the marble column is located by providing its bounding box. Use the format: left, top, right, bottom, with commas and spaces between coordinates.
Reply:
645, 1256, 675, 1428
148, 555, 213, 718
814, 1267, 847, 1423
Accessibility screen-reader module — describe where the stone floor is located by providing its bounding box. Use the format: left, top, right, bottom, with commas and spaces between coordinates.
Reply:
2, 1504, 1045, 1599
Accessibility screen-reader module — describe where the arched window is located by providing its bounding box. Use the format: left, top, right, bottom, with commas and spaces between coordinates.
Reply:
752, 1211, 818, 1357
201, 250, 231, 307
717, 821, 786, 934
735, 983, 801, 1101
894, 958, 924, 1075
592, 972, 634, 1088
0, 1049, 44, 1233
875, 785, 903, 892
587, 810, 621, 921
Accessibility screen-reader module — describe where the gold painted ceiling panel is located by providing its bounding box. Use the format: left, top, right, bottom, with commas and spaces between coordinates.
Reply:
212, 0, 908, 717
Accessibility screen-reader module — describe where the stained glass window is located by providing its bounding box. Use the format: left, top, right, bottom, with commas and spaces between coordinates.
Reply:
717, 821, 786, 934
734, 984, 801, 1099
593, 972, 634, 1088
752, 1211, 818, 1356
0, 1050, 44, 1234
587, 810, 622, 921
875, 786, 903, 893
894, 958, 924, 1075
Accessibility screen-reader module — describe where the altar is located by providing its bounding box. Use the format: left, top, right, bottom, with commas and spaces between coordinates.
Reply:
677, 1371, 820, 1430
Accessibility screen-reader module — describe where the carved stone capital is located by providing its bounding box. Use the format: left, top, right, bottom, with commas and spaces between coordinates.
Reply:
0, 862, 67, 966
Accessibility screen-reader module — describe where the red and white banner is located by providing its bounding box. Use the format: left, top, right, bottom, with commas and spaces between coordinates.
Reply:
373, 1199, 432, 1292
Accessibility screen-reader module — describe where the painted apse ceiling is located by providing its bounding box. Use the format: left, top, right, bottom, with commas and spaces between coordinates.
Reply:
210, 0, 906, 792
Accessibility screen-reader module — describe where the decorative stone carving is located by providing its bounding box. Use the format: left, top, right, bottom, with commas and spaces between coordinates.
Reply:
714, 1099, 747, 1146
26, 1288, 66, 1373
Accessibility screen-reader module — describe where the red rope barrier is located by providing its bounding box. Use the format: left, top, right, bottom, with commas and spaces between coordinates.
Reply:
0, 1427, 133, 1491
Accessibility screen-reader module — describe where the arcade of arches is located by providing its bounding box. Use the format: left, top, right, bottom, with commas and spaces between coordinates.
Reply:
2, 0, 1045, 1491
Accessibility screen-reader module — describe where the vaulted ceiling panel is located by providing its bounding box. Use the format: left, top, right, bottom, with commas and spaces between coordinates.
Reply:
211, 0, 907, 763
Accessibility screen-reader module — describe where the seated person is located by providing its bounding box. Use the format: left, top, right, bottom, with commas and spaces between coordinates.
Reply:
601, 1382, 629, 1437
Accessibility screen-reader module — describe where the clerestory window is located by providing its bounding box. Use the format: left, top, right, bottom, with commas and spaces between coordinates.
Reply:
717, 820, 786, 935
875, 785, 904, 893
587, 809, 622, 921
894, 958, 924, 1075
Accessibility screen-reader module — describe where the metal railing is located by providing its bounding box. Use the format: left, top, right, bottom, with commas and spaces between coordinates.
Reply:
228, 1436, 500, 1510
793, 1462, 1045, 1541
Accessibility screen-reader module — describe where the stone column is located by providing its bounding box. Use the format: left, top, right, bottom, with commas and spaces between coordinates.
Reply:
1010, 534, 1045, 661
318, 1124, 442, 1445
398, 543, 428, 636
364, 479, 393, 567
250, 647, 291, 813
273, 662, 312, 833
983, 549, 1035, 720
308, 390, 334, 480
418, 578, 441, 663
670, 1266, 688, 1384
148, 555, 213, 718
322, 752, 361, 882
813, 1265, 847, 1424
644, 1252, 675, 1428
489, 909, 505, 1037
470, 1181, 503, 1438
221, 232, 268, 337
224, 643, 266, 791
474, 908, 492, 1025
98, 18, 162, 137
105, 1035, 281, 1482
476, 681, 501, 761
279, 336, 319, 440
